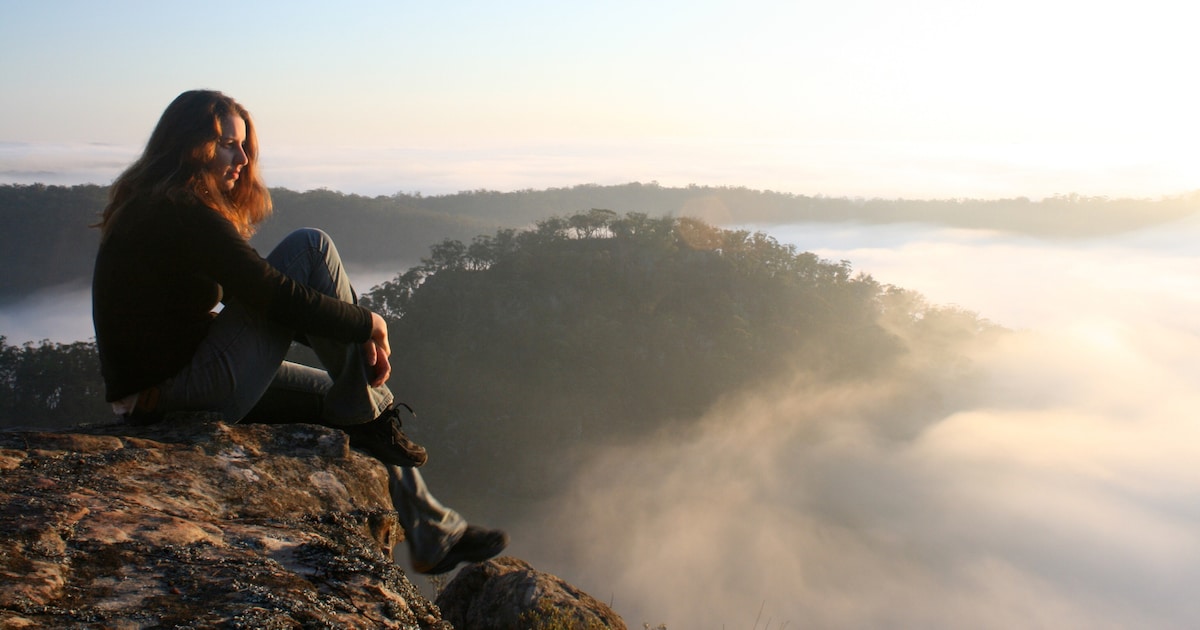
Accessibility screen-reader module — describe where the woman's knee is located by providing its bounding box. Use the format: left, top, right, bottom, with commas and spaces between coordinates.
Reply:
268, 228, 344, 269
280, 227, 334, 251
266, 227, 352, 300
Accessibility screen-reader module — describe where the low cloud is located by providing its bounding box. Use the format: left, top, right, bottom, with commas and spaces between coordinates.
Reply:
6, 140, 1196, 200
0, 282, 95, 344
0, 142, 135, 187
509, 219, 1200, 628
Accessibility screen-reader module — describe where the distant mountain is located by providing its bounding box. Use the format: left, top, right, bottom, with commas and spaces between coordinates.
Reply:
2, 182, 1195, 301
387, 182, 1200, 237
0, 184, 492, 301
0, 184, 108, 299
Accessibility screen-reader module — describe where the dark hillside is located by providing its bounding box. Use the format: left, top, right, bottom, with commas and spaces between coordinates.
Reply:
398, 182, 1200, 237
362, 211, 997, 513
0, 185, 490, 300
0, 184, 107, 297
3, 182, 1195, 301
3, 213, 996, 521
254, 188, 494, 272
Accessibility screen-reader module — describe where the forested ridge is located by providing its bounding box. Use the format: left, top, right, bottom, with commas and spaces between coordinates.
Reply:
400, 182, 1200, 237
4, 180, 1180, 511
0, 184, 108, 297
1, 210, 995, 513
2, 182, 1196, 300
0, 184, 492, 299
362, 210, 997, 509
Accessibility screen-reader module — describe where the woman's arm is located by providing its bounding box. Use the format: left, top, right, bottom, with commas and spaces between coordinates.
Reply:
177, 203, 374, 343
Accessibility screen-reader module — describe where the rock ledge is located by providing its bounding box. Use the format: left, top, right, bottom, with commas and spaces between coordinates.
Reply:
0, 420, 447, 629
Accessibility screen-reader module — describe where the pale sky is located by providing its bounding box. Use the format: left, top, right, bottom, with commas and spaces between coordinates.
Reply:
2, 0, 1198, 198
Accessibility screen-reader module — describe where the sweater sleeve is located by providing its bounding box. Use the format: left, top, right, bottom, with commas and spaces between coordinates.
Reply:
175, 204, 373, 343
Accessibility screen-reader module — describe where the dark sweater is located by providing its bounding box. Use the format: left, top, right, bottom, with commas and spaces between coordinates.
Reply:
92, 197, 372, 402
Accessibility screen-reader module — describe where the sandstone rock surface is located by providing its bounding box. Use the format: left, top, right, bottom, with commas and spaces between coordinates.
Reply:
0, 419, 448, 629
437, 556, 626, 630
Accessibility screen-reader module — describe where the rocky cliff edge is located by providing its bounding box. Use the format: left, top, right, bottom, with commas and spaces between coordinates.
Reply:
0, 419, 625, 629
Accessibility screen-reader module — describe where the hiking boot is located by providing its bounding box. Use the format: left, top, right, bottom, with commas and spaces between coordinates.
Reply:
344, 403, 428, 467
416, 525, 510, 575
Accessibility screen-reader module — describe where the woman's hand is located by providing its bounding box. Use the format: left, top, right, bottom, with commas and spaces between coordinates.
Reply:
363, 312, 392, 387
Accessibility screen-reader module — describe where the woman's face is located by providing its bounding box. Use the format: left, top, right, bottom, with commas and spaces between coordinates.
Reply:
211, 114, 249, 190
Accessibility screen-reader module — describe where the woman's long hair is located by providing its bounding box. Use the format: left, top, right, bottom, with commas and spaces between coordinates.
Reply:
97, 90, 272, 238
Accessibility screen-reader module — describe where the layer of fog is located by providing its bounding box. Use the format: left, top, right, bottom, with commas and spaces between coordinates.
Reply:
502, 216, 1200, 628
0, 282, 94, 344
5, 140, 1196, 201
4, 211, 1199, 628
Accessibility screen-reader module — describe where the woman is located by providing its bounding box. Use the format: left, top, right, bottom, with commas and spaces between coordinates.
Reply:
92, 89, 505, 574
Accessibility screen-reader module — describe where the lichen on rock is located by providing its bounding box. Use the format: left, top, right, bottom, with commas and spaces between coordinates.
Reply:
0, 419, 449, 629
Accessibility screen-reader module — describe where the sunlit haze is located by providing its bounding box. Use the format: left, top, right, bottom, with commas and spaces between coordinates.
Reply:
2, 0, 1198, 199
4, 1, 1200, 627
8, 216, 1200, 626
505, 215, 1200, 628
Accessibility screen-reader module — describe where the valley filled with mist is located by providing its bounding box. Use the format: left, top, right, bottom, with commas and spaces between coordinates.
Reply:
2, 183, 1199, 627
507, 211, 1200, 628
